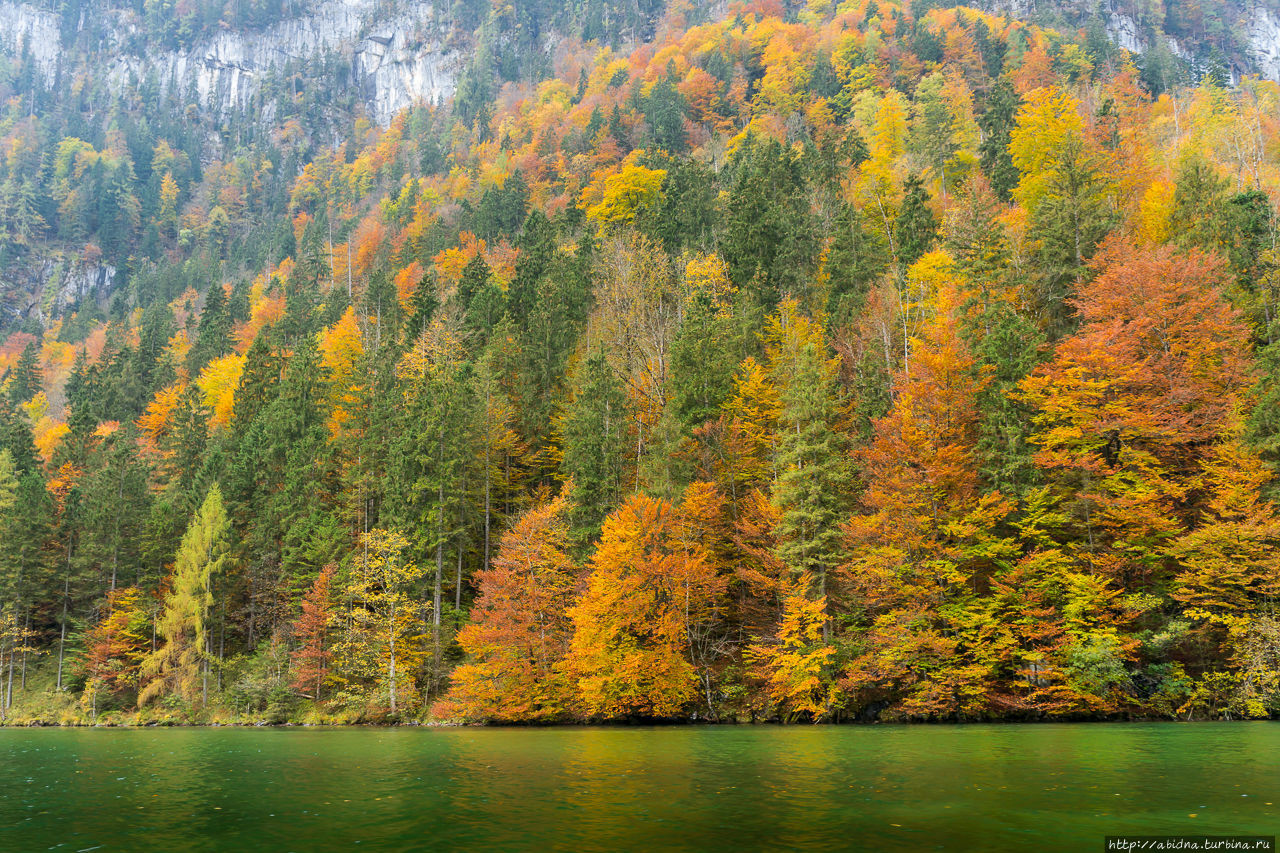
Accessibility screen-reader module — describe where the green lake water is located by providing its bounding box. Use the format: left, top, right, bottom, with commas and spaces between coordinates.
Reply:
1, 723, 1277, 851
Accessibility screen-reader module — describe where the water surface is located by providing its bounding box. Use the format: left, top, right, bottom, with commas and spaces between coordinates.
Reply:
2, 723, 1277, 850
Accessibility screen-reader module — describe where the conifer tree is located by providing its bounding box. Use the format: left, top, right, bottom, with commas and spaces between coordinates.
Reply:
561, 348, 630, 538
767, 303, 854, 609
894, 175, 938, 269
186, 284, 232, 375
139, 485, 231, 709
723, 135, 816, 307
8, 341, 42, 406
978, 77, 1020, 201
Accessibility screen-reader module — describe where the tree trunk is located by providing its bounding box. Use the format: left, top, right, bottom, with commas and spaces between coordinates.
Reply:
21, 612, 31, 690
455, 541, 464, 615
484, 391, 492, 574
433, 475, 444, 681
218, 600, 226, 692
56, 544, 71, 690
4, 638, 13, 714
388, 599, 397, 714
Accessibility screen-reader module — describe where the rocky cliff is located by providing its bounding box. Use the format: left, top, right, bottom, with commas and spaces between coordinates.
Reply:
0, 253, 116, 328
974, 0, 1280, 82
0, 0, 461, 127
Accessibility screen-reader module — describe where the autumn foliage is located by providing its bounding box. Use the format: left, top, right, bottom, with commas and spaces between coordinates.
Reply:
5, 0, 1280, 725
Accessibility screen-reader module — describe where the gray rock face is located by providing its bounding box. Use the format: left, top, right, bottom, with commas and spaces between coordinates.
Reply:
53, 261, 117, 316
0, 2, 60, 79
1248, 6, 1280, 82
947, 0, 1280, 83
0, 0, 461, 127
0, 252, 116, 326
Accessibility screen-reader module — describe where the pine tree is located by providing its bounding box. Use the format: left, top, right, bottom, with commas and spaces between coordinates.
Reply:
723, 135, 816, 307
458, 254, 505, 341
971, 302, 1042, 498
825, 203, 891, 324
186, 284, 232, 375
0, 399, 39, 475
391, 316, 477, 685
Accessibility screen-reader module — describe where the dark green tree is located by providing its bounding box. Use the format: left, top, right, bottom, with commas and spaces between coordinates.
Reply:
894, 175, 938, 268
979, 77, 1021, 202
7, 341, 41, 406
186, 284, 232, 376
561, 348, 630, 538
723, 135, 816, 307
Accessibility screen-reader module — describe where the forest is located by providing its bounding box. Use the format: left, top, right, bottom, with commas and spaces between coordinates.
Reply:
1, 0, 1280, 724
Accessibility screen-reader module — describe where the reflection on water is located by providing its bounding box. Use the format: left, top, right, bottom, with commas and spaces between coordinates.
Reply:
1, 723, 1277, 851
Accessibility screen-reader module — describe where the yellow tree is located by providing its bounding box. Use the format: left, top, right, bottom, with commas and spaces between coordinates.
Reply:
81, 587, 150, 716
746, 574, 839, 721
1172, 441, 1280, 615
333, 528, 427, 715
591, 231, 684, 458
139, 486, 231, 709
1170, 440, 1280, 712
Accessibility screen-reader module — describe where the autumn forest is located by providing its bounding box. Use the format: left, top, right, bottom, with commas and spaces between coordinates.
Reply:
1, 0, 1279, 725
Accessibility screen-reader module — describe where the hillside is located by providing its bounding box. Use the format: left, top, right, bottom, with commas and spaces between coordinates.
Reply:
0, 0, 1279, 724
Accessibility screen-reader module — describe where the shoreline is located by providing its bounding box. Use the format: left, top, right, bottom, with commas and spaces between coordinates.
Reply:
0, 715, 1265, 729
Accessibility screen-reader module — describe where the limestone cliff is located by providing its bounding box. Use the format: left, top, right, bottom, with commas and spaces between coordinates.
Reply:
0, 0, 461, 127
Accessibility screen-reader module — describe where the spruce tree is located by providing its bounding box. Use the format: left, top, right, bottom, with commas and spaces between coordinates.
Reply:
770, 314, 854, 609
979, 77, 1020, 201
723, 135, 816, 307
826, 203, 891, 323
562, 348, 630, 538
894, 175, 938, 268
970, 303, 1042, 499
8, 341, 41, 406
186, 284, 232, 375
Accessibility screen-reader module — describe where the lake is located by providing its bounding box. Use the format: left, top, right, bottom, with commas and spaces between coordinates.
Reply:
1, 723, 1276, 851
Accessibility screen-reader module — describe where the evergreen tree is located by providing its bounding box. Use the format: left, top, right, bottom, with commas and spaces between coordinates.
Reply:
826, 204, 891, 323
8, 341, 41, 406
978, 77, 1020, 201
562, 348, 630, 538
894, 175, 938, 268
723, 135, 816, 307
768, 306, 854, 611
970, 302, 1042, 498
638, 159, 718, 254
0, 401, 38, 475
642, 74, 687, 153
391, 322, 478, 684
186, 284, 232, 375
